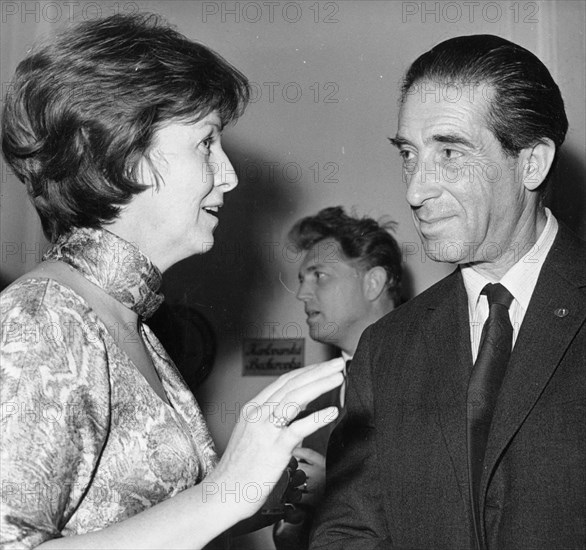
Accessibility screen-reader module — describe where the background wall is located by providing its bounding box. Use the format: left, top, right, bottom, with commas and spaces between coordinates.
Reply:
1, 1, 585, 548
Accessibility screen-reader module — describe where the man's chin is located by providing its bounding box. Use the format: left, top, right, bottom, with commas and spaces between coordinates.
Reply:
309, 324, 338, 345
420, 238, 472, 264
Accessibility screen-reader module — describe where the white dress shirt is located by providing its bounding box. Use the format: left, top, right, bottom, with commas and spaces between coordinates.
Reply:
339, 351, 352, 408
462, 208, 559, 361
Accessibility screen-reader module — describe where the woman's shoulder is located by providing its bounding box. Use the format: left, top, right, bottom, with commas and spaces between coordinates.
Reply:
1, 276, 110, 402
1, 275, 91, 319
1, 283, 113, 550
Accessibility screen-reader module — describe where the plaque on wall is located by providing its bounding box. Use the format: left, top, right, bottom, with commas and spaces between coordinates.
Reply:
242, 338, 305, 376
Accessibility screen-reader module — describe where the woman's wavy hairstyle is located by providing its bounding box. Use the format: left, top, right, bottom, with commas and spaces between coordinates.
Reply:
1, 13, 250, 241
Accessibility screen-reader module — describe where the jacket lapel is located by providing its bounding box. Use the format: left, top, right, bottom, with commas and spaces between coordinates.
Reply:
481, 226, 586, 509
426, 271, 473, 503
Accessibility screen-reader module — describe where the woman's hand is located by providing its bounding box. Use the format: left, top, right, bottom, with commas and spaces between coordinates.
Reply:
206, 358, 345, 522
293, 447, 326, 507
35, 359, 344, 549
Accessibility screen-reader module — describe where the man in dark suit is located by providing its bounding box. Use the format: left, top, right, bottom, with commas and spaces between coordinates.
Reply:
310, 35, 586, 550
274, 206, 403, 549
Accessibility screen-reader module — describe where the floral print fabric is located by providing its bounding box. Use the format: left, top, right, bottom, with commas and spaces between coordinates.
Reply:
45, 227, 164, 320
1, 228, 217, 549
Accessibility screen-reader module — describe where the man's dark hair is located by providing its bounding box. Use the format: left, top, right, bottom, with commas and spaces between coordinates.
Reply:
401, 34, 568, 189
289, 206, 403, 306
1, 13, 250, 241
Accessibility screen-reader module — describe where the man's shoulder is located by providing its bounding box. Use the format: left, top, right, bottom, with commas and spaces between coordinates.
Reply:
371, 268, 461, 332
547, 223, 586, 283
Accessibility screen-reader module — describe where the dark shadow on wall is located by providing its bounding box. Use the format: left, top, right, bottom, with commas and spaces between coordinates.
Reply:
156, 137, 421, 393
155, 138, 584, 397
398, 263, 416, 307
158, 139, 305, 369
148, 301, 217, 392
0, 273, 11, 293
545, 145, 586, 239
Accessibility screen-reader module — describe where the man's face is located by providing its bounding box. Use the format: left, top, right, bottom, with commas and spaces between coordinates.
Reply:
296, 238, 370, 350
394, 81, 531, 266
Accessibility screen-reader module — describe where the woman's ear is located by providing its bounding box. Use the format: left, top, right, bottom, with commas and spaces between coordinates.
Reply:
521, 138, 556, 191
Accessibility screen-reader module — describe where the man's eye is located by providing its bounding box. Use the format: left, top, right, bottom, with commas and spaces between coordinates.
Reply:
399, 150, 414, 161
443, 148, 462, 160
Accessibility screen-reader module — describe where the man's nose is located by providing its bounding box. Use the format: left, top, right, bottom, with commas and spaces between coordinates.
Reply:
405, 158, 442, 208
296, 279, 312, 301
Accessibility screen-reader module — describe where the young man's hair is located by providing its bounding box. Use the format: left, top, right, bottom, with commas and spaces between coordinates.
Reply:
289, 206, 403, 306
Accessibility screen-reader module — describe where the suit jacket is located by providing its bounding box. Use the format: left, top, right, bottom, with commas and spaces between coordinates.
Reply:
310, 225, 586, 550
303, 372, 346, 456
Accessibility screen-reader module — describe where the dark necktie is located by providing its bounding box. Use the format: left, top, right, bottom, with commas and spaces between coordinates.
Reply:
338, 359, 352, 409
467, 283, 514, 549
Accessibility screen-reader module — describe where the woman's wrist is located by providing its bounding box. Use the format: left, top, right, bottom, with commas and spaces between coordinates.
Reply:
200, 469, 259, 525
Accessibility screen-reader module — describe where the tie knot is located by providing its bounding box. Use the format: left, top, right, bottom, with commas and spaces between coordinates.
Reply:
482, 283, 514, 309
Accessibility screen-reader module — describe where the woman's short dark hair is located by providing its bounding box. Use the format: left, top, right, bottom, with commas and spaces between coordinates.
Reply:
401, 34, 568, 187
1, 13, 250, 241
289, 206, 403, 306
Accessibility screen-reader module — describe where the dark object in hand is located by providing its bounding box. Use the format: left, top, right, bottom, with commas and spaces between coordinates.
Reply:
262, 457, 307, 516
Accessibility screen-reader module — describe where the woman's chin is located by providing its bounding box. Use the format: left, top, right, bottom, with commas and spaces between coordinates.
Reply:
193, 238, 215, 256
159, 239, 216, 271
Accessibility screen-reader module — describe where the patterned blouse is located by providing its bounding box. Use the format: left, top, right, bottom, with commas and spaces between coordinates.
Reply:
1, 228, 217, 549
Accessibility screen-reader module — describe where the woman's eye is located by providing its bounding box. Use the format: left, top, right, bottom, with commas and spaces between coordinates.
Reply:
200, 137, 214, 154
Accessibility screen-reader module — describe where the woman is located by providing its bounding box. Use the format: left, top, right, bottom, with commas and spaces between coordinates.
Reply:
0, 13, 343, 549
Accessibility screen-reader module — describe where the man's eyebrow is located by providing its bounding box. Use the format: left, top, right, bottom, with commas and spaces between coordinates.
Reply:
388, 134, 476, 149
298, 264, 320, 280
304, 263, 328, 273
300, 262, 331, 275
388, 136, 410, 148
431, 133, 475, 148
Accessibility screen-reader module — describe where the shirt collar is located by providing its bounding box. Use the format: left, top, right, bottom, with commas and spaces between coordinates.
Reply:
461, 208, 558, 311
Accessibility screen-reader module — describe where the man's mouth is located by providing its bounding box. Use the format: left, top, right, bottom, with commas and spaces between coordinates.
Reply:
306, 310, 320, 321
416, 214, 455, 233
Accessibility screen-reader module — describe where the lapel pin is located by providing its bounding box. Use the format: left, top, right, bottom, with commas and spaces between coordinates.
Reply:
554, 308, 569, 318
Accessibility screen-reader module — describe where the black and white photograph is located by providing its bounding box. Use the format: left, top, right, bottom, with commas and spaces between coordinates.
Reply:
1, 1, 585, 549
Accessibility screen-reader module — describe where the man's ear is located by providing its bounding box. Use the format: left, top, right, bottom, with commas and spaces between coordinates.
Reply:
363, 266, 388, 301
521, 138, 556, 191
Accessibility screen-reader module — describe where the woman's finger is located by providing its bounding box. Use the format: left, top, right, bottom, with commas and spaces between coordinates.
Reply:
266, 371, 344, 424
284, 406, 340, 441
252, 357, 344, 405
